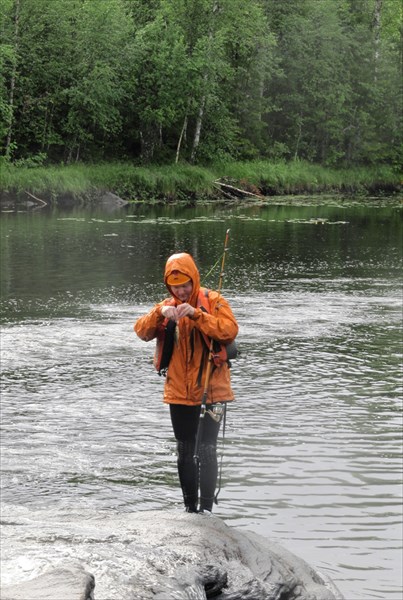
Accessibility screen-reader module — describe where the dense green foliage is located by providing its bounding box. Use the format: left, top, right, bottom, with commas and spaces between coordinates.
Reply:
0, 0, 401, 168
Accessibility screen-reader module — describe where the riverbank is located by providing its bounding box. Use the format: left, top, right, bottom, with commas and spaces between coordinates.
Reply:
0, 160, 401, 207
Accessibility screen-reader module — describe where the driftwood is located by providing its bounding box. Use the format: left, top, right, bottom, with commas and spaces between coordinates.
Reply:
214, 179, 263, 199
25, 190, 48, 208
212, 183, 237, 200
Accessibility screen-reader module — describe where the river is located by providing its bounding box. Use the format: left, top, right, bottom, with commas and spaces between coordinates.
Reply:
0, 199, 402, 599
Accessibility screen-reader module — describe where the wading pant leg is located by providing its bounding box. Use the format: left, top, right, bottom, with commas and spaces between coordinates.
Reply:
199, 442, 218, 512
199, 413, 221, 512
170, 404, 200, 512
177, 440, 198, 511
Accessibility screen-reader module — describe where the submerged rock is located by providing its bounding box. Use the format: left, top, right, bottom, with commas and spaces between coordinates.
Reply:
1, 510, 344, 599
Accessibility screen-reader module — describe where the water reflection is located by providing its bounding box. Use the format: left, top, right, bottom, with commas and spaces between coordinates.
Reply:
0, 203, 402, 599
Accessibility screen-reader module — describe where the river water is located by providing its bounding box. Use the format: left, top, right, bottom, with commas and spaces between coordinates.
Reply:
0, 199, 402, 599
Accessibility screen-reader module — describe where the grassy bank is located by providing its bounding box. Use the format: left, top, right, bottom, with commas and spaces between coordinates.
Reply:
0, 162, 216, 202
0, 160, 401, 203
215, 161, 401, 196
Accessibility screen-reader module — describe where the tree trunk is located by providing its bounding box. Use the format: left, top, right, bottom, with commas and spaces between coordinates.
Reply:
190, 93, 206, 163
294, 116, 302, 160
372, 0, 383, 76
41, 103, 48, 152
190, 1, 218, 163
5, 0, 20, 158
175, 115, 188, 164
45, 101, 55, 153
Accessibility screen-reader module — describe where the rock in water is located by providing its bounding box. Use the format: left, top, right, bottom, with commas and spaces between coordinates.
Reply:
1, 510, 344, 599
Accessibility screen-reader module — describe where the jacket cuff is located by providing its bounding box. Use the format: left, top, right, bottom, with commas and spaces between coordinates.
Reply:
154, 305, 165, 322
190, 308, 202, 321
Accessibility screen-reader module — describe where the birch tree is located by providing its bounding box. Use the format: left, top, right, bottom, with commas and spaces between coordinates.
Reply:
2, 0, 19, 157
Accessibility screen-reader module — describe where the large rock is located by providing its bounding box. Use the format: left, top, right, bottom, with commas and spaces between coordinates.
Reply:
96, 191, 128, 210
1, 510, 344, 599
120, 511, 343, 599
1, 564, 94, 600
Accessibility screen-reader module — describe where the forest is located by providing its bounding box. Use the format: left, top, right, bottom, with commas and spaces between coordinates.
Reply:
0, 0, 402, 173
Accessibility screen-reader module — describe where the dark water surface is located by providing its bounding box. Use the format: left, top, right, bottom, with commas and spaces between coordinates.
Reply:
1, 201, 402, 599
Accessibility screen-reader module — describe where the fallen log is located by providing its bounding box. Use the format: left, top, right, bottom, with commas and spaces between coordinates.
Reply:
25, 190, 48, 208
214, 180, 263, 199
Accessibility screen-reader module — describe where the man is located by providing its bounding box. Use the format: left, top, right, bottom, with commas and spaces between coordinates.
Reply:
134, 252, 238, 513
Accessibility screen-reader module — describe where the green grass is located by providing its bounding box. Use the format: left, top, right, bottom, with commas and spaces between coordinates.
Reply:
0, 159, 400, 202
212, 160, 401, 194
0, 162, 216, 200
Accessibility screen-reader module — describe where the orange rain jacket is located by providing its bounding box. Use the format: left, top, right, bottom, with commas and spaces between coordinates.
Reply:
134, 253, 238, 406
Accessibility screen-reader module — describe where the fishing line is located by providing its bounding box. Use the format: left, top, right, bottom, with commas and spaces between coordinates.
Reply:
214, 402, 227, 505
201, 255, 221, 285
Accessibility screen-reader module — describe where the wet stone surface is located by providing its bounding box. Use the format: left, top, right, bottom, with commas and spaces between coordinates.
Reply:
0, 511, 343, 600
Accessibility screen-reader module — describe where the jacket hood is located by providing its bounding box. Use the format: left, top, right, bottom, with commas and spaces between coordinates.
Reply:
164, 253, 200, 305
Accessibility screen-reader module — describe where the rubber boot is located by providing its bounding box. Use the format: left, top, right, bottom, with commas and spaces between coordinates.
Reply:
199, 496, 214, 514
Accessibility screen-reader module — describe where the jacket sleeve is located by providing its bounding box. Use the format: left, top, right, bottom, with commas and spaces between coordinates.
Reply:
191, 292, 238, 343
134, 303, 165, 342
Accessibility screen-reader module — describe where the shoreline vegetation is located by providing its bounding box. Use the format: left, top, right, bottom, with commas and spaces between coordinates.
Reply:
0, 161, 401, 208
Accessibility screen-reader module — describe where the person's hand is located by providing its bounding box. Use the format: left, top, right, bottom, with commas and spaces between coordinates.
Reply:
161, 305, 178, 321
176, 303, 195, 319
161, 303, 195, 320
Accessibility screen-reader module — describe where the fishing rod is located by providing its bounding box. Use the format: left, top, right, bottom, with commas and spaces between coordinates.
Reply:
193, 228, 230, 465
